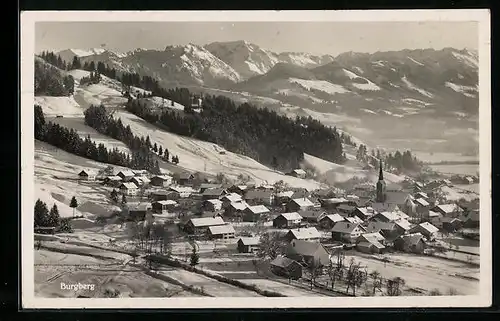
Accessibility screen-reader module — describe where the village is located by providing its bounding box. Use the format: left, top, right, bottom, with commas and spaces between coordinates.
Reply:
34, 156, 480, 298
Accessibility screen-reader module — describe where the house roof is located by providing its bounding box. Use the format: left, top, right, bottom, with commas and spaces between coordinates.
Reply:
229, 201, 248, 211
169, 186, 196, 193
434, 204, 459, 214
118, 170, 135, 177
441, 217, 462, 223
428, 211, 442, 218
270, 256, 299, 268
178, 172, 194, 179
288, 239, 328, 257
292, 169, 307, 175
288, 227, 321, 240
415, 198, 430, 207
154, 200, 178, 206
360, 232, 385, 243
291, 198, 315, 207
357, 241, 385, 249
206, 199, 223, 206
394, 219, 412, 231
399, 233, 424, 246
417, 222, 440, 234
416, 192, 429, 199
337, 204, 356, 212
221, 193, 242, 203
79, 169, 96, 176
345, 216, 364, 225
188, 217, 225, 227
278, 212, 303, 221
322, 197, 349, 204
355, 207, 375, 217
320, 214, 344, 223
120, 182, 138, 190
331, 221, 364, 234
297, 210, 326, 221
200, 183, 222, 189
105, 176, 122, 181
245, 190, 273, 200
277, 191, 294, 198
366, 221, 396, 233
132, 176, 150, 184
246, 205, 270, 214
130, 203, 150, 211
132, 169, 149, 175
202, 188, 226, 197
152, 175, 172, 181
208, 224, 235, 235
238, 237, 260, 246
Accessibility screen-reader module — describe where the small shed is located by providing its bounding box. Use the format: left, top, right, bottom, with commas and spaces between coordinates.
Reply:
237, 237, 260, 253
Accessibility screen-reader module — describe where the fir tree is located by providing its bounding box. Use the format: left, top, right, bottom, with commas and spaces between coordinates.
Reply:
153, 143, 158, 153
110, 189, 119, 203
164, 148, 169, 162
48, 204, 61, 227
69, 196, 78, 218
34, 199, 49, 227
145, 136, 152, 149
121, 194, 127, 205
158, 145, 163, 156
190, 248, 199, 266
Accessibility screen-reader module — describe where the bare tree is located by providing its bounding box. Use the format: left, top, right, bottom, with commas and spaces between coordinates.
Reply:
345, 258, 367, 296
369, 270, 383, 296
257, 232, 286, 260
327, 260, 344, 291
386, 277, 406, 296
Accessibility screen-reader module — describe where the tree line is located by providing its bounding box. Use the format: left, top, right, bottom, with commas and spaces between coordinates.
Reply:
34, 58, 74, 96
34, 199, 73, 233
356, 144, 422, 173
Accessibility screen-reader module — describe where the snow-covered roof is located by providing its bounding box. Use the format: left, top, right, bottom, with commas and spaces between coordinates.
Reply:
399, 233, 425, 246
188, 217, 225, 227
297, 210, 326, 220
246, 205, 270, 214
277, 191, 294, 198
320, 214, 344, 223
270, 256, 298, 268
208, 224, 235, 235
118, 170, 135, 177
152, 175, 172, 180
355, 207, 375, 216
238, 237, 260, 246
323, 197, 349, 204
394, 219, 412, 231
434, 204, 459, 214
79, 169, 96, 176
358, 241, 385, 249
154, 200, 178, 206
345, 216, 364, 224
288, 239, 328, 257
229, 201, 248, 211
416, 222, 439, 234
331, 221, 364, 234
288, 227, 321, 240
105, 176, 122, 181
415, 198, 430, 207
292, 169, 307, 175
279, 212, 303, 221
221, 193, 242, 203
120, 182, 138, 190
291, 198, 315, 207
202, 188, 226, 196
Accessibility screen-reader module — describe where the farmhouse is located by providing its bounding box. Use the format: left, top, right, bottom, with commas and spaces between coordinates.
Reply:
208, 224, 236, 239
462, 209, 479, 228
286, 198, 315, 212
409, 222, 439, 241
103, 175, 122, 187
297, 209, 326, 223
184, 217, 226, 235
244, 190, 274, 206
440, 217, 464, 232
394, 233, 426, 254
78, 169, 96, 181
151, 200, 178, 214
353, 207, 375, 221
337, 204, 356, 216
285, 227, 321, 242
177, 172, 195, 186
199, 183, 223, 193
365, 220, 408, 240
370, 211, 407, 223
128, 203, 150, 221
149, 190, 179, 201
202, 199, 223, 212
150, 175, 173, 187
224, 201, 248, 217
130, 176, 150, 187
331, 221, 365, 243
286, 239, 330, 267
117, 170, 135, 181
202, 188, 227, 200
432, 204, 462, 218
319, 214, 344, 229
414, 197, 430, 217
119, 182, 138, 196
276, 191, 294, 204
270, 256, 303, 279
344, 216, 364, 225
242, 205, 270, 222
273, 212, 303, 228
220, 193, 243, 207
237, 237, 260, 253
356, 240, 385, 254
168, 186, 196, 198
227, 184, 253, 195
287, 169, 307, 179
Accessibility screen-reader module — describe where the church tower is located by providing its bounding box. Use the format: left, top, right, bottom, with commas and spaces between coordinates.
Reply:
376, 159, 386, 202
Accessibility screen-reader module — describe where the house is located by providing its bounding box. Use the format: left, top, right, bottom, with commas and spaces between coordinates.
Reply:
242, 205, 270, 222
370, 211, 405, 223
345, 216, 364, 225
184, 217, 226, 235
224, 201, 248, 217
462, 209, 479, 228
285, 227, 321, 242
319, 214, 344, 229
237, 237, 260, 253
103, 175, 122, 187
202, 199, 223, 212
201, 188, 227, 200
337, 204, 356, 216
168, 186, 196, 198
432, 204, 462, 218
331, 221, 365, 243
177, 172, 195, 186
270, 256, 303, 279
220, 193, 243, 208
287, 169, 307, 179
356, 239, 386, 254
117, 170, 135, 181
208, 224, 236, 239
297, 209, 327, 223
276, 191, 295, 204
199, 183, 223, 193
409, 222, 439, 241
415, 192, 429, 200
365, 220, 409, 240
227, 184, 251, 195
256, 184, 275, 191
394, 233, 426, 254
244, 190, 274, 206
132, 169, 149, 176
78, 169, 96, 181
414, 198, 430, 218
286, 239, 330, 267
150, 175, 173, 187
151, 200, 178, 214
273, 212, 303, 228
149, 190, 179, 201
320, 197, 350, 210
128, 203, 150, 221
353, 207, 375, 221
286, 198, 315, 212
441, 217, 464, 232
119, 182, 138, 196
130, 176, 150, 187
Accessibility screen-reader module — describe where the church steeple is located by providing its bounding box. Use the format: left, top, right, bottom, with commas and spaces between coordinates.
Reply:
379, 159, 384, 181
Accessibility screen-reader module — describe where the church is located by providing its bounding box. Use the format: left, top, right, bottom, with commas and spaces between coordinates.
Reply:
370, 160, 412, 213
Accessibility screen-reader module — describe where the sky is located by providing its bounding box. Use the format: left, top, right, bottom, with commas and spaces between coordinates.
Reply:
35, 21, 478, 56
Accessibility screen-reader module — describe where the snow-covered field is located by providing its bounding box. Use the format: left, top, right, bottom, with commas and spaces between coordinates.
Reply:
239, 278, 327, 297
137, 96, 185, 112
47, 117, 131, 154
35, 96, 84, 117
445, 82, 477, 98
289, 78, 350, 95
113, 111, 323, 189
430, 164, 479, 176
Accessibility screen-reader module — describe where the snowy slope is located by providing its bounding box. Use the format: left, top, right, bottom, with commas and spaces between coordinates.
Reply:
35, 96, 84, 117
289, 78, 350, 94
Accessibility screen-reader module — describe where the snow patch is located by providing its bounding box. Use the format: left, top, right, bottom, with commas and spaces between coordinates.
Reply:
402, 76, 434, 98
452, 51, 478, 68
407, 57, 425, 66
361, 108, 377, 115
445, 82, 477, 98
289, 78, 350, 95
34, 96, 84, 117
